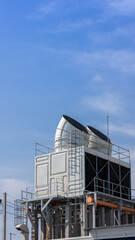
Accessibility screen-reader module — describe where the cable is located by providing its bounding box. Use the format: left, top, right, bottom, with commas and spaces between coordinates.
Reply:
7, 204, 14, 209
7, 201, 14, 206
7, 194, 17, 200
7, 200, 14, 204
6, 212, 14, 216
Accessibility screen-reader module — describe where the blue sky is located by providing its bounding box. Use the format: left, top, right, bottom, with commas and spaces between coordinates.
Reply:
0, 0, 135, 237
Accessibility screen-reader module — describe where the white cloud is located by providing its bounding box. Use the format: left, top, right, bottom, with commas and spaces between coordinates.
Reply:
0, 178, 32, 199
110, 124, 135, 137
92, 75, 103, 82
84, 93, 123, 115
108, 0, 135, 16
26, 1, 57, 20
26, 0, 100, 20
74, 49, 135, 73
44, 18, 92, 33
88, 24, 135, 46
38, 46, 135, 74
114, 25, 135, 37
26, 0, 135, 21
0, 167, 23, 178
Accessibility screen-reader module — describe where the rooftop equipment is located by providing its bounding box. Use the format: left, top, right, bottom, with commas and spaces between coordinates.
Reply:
35, 115, 131, 199
87, 126, 113, 155
54, 115, 89, 152
15, 115, 134, 240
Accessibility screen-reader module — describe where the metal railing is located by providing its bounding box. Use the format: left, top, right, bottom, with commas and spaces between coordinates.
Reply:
35, 139, 54, 156
94, 177, 135, 200
14, 199, 27, 226
35, 129, 130, 164
21, 187, 35, 201
20, 178, 84, 202
111, 145, 130, 163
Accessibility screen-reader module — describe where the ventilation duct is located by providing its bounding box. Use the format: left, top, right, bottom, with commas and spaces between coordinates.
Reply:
54, 115, 89, 152
54, 115, 113, 155
87, 126, 113, 155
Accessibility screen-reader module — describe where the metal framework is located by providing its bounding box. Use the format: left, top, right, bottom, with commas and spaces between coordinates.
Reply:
14, 129, 135, 240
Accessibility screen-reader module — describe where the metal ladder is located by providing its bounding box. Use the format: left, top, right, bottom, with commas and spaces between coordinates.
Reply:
68, 130, 83, 195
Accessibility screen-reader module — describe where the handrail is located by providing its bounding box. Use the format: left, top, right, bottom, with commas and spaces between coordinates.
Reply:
94, 177, 135, 200
35, 129, 130, 164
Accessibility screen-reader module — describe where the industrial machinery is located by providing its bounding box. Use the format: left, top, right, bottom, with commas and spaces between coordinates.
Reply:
16, 224, 29, 240
14, 115, 135, 240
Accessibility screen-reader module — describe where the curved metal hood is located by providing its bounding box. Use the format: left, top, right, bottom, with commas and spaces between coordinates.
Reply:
54, 115, 88, 152
87, 126, 113, 155
54, 115, 113, 155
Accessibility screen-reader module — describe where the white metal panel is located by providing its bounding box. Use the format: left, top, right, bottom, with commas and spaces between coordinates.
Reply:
36, 163, 48, 186
63, 176, 67, 192
35, 148, 85, 198
36, 155, 49, 162
50, 178, 55, 194
35, 188, 49, 197
50, 152, 67, 175
35, 154, 50, 198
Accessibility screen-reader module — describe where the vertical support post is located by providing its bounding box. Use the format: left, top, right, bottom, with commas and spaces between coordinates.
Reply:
99, 207, 105, 227
46, 207, 52, 240
92, 204, 96, 228
26, 201, 29, 227
40, 217, 46, 240
108, 160, 110, 194
118, 210, 121, 226
101, 207, 105, 226
114, 210, 115, 226
132, 214, 134, 224
119, 149, 122, 198
92, 192, 97, 228
107, 114, 110, 194
105, 208, 110, 226
65, 205, 69, 238
2, 192, 6, 240
54, 210, 60, 239
88, 206, 92, 229
129, 150, 131, 200
125, 212, 128, 224
118, 200, 122, 226
110, 209, 114, 226
96, 156, 98, 191
31, 209, 38, 240
107, 113, 109, 155
80, 201, 86, 236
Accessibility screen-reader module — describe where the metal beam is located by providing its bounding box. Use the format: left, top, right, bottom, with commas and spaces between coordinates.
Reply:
2, 192, 6, 240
